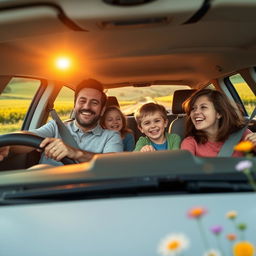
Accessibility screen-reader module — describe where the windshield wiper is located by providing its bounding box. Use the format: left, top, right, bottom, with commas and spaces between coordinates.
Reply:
0, 177, 158, 204
0, 151, 255, 205
0, 172, 253, 205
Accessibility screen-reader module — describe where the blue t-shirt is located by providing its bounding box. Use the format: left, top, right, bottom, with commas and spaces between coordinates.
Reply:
123, 132, 135, 151
151, 140, 168, 151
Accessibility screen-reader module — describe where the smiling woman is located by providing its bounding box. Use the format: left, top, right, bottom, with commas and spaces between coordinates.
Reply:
181, 89, 256, 157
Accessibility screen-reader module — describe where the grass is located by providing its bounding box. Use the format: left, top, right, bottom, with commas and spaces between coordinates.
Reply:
0, 81, 255, 134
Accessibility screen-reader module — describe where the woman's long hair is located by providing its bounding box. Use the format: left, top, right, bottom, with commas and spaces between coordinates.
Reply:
101, 105, 133, 138
183, 89, 246, 143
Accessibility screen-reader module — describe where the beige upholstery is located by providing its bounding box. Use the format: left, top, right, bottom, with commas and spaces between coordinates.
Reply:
168, 89, 196, 139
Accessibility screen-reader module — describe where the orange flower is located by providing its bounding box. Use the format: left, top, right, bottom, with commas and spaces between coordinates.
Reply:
226, 210, 237, 219
226, 233, 237, 241
187, 207, 207, 218
234, 141, 254, 153
233, 241, 255, 256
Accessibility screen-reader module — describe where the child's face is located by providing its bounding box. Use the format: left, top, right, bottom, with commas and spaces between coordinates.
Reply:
104, 109, 123, 132
190, 95, 221, 135
139, 111, 168, 143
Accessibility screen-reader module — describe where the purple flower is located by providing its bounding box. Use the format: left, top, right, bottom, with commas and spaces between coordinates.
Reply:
210, 225, 223, 235
235, 160, 253, 172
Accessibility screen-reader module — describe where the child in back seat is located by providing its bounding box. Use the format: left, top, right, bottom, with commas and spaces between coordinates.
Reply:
101, 106, 135, 151
134, 102, 181, 152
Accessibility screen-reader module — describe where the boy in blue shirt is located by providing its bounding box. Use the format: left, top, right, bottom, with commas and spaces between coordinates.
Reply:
134, 103, 181, 152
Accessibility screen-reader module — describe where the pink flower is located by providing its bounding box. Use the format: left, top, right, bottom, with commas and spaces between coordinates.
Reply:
210, 225, 223, 235
235, 160, 253, 171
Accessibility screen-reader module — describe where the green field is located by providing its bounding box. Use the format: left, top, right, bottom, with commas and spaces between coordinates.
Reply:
0, 81, 73, 134
0, 81, 255, 134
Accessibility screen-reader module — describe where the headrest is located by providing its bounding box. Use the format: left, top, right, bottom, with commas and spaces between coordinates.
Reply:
172, 89, 196, 114
106, 96, 120, 108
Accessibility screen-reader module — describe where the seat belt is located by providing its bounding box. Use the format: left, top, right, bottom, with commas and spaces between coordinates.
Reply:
50, 109, 79, 148
218, 106, 256, 157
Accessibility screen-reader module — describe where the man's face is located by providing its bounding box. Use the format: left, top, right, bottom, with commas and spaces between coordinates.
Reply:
74, 88, 104, 130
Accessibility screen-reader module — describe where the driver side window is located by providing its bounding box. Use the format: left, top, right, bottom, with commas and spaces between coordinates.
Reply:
0, 77, 40, 134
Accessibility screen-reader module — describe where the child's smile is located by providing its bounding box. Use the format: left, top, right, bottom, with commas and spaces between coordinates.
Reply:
103, 109, 123, 133
139, 111, 168, 144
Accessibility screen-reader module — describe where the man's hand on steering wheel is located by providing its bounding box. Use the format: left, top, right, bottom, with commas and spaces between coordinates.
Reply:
40, 137, 78, 162
0, 146, 10, 161
0, 133, 76, 165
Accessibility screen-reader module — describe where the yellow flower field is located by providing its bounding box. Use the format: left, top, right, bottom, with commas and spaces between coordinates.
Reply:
0, 100, 74, 134
0, 90, 255, 134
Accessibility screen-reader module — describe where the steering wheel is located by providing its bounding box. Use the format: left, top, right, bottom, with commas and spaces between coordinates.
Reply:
0, 133, 76, 165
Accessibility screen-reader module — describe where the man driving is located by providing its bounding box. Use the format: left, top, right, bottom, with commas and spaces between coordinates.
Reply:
0, 79, 123, 165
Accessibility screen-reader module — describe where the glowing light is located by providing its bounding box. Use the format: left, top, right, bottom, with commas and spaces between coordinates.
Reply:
55, 57, 71, 70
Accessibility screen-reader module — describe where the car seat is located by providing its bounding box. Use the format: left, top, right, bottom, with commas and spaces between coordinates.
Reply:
168, 89, 196, 139
106, 96, 120, 108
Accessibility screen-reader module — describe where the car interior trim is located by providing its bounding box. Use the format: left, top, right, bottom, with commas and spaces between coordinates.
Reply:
183, 0, 211, 24
0, 2, 86, 32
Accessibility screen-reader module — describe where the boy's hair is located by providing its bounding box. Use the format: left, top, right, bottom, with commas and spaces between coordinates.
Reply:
135, 102, 167, 127
183, 89, 246, 143
101, 105, 133, 137
74, 78, 107, 106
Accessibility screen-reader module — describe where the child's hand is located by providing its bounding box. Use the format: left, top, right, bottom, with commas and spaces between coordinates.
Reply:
245, 132, 256, 147
0, 146, 10, 161
140, 145, 156, 152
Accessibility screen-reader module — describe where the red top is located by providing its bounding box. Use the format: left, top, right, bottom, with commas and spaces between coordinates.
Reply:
181, 129, 252, 157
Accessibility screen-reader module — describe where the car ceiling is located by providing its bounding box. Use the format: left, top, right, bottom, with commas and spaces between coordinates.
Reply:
1, 0, 256, 90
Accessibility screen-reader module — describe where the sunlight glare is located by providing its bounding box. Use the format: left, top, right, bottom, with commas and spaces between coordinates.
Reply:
55, 57, 71, 70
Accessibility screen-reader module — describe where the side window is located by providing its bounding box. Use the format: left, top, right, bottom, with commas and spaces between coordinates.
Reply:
229, 74, 255, 116
54, 86, 74, 120
205, 84, 216, 89
0, 77, 40, 134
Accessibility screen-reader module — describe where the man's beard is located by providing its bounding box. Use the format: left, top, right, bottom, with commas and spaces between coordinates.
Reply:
74, 109, 101, 129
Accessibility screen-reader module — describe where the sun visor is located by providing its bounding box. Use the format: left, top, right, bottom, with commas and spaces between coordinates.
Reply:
0, 4, 85, 42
